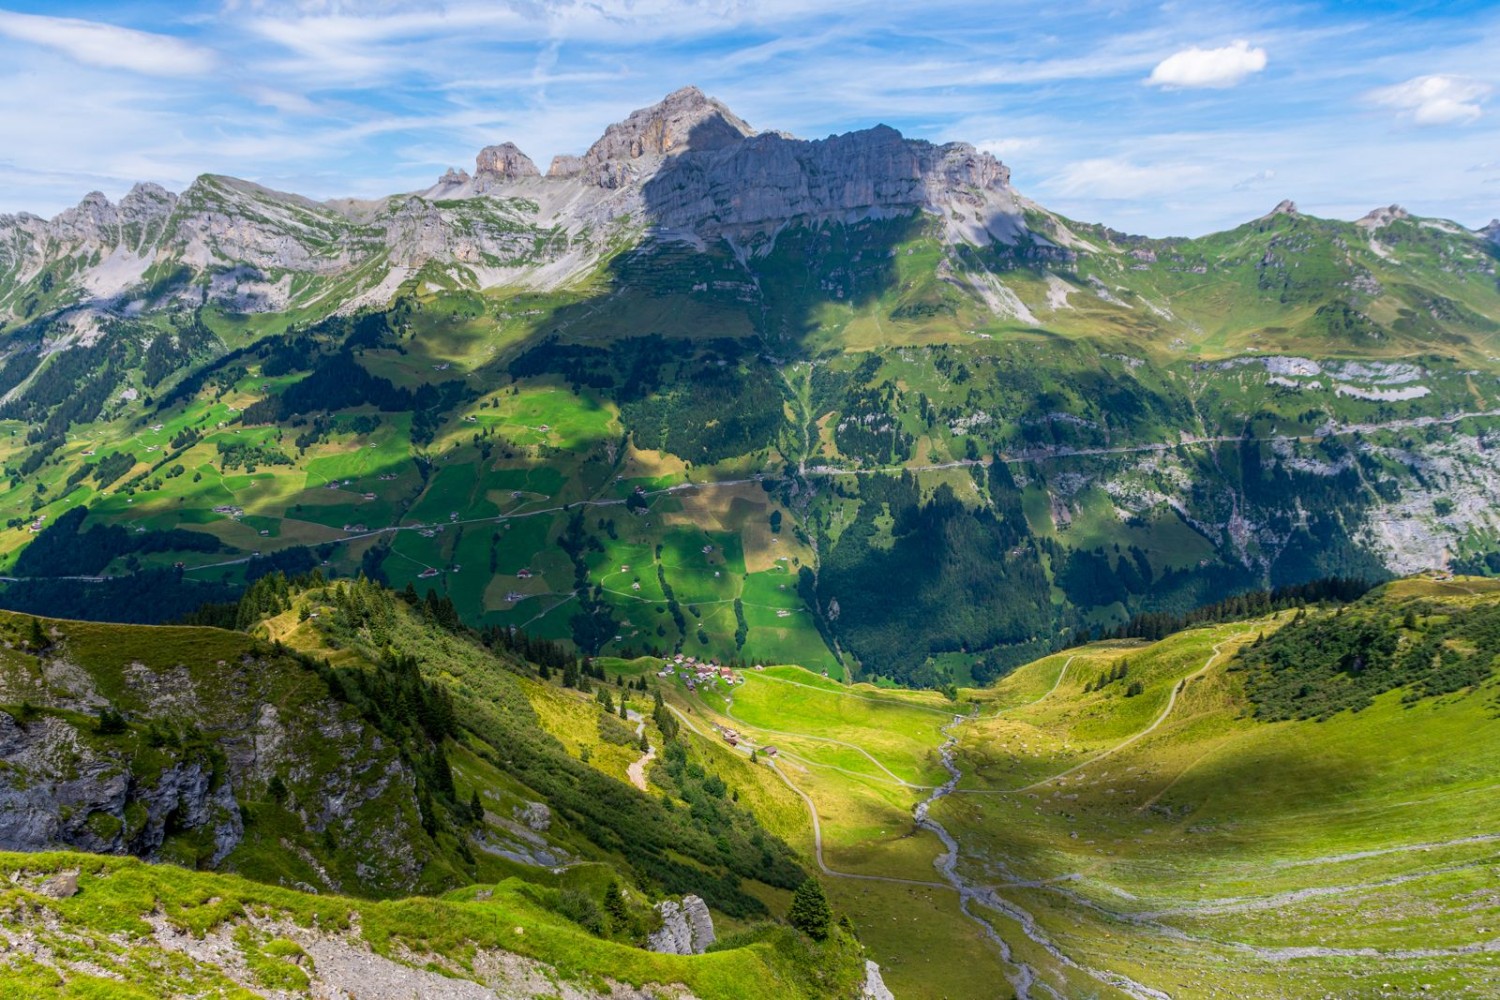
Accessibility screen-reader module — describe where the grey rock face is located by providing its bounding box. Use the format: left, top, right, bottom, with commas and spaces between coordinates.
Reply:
1481, 219, 1500, 243
0, 85, 1025, 320
546, 155, 584, 178
583, 86, 753, 170
646, 894, 715, 955
861, 960, 896, 999
515, 801, 551, 832
0, 711, 242, 865
639, 123, 1014, 238
475, 142, 540, 182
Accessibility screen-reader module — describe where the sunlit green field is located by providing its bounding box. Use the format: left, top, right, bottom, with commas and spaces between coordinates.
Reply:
658, 587, 1500, 999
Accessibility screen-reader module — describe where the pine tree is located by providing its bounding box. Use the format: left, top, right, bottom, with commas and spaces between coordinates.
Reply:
788, 877, 833, 940
602, 878, 630, 932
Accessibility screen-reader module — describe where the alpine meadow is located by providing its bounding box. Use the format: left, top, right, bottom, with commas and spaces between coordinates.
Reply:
1, 8, 1500, 996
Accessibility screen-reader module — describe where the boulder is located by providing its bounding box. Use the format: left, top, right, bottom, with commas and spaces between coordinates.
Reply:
515, 801, 551, 832
646, 894, 716, 955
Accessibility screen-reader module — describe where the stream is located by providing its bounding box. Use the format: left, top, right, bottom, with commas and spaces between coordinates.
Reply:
914, 714, 1172, 1000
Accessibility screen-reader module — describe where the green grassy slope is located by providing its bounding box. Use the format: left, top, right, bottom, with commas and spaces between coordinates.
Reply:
0, 585, 874, 996
649, 579, 1500, 998
2, 205, 1499, 690
0, 850, 860, 999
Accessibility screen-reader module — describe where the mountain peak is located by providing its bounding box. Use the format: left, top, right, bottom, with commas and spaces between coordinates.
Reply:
475, 142, 540, 180
1481, 218, 1500, 242
1357, 204, 1409, 230
583, 86, 754, 167
1265, 199, 1299, 218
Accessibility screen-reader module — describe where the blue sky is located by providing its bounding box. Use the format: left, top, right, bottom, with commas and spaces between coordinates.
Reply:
0, 0, 1496, 236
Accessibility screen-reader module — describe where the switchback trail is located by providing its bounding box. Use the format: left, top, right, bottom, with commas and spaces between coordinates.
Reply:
951, 639, 1238, 796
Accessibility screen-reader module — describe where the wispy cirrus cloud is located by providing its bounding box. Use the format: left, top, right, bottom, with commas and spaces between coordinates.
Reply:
1051, 158, 1209, 200
0, 8, 216, 76
1232, 168, 1277, 191
0, 0, 1497, 236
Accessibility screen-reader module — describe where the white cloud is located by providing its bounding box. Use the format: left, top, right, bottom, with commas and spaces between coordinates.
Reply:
977, 137, 1043, 158
0, 9, 216, 76
1369, 75, 1491, 126
1049, 158, 1208, 200
1232, 168, 1276, 191
1146, 40, 1266, 89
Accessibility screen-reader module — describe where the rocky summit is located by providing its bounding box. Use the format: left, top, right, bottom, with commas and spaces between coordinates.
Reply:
0, 87, 1030, 320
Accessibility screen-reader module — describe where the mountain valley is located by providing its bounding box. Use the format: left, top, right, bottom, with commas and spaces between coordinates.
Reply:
1, 85, 1499, 998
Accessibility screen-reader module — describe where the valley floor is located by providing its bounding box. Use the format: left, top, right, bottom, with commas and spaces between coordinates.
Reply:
669, 599, 1500, 999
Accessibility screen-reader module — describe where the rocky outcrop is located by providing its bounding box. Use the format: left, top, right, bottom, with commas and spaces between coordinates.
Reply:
475, 142, 541, 182
582, 86, 753, 173
638, 122, 1018, 239
546, 155, 584, 179
1357, 204, 1409, 230
515, 801, 551, 831
646, 894, 715, 955
1481, 219, 1500, 243
861, 960, 896, 999
0, 711, 242, 865
0, 636, 439, 894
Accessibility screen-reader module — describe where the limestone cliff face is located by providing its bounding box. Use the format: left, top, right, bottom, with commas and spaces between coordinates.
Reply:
579, 85, 754, 189
475, 142, 541, 181
638, 121, 1018, 239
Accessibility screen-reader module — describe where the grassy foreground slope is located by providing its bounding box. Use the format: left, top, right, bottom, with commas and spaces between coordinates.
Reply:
656, 578, 1500, 998
0, 581, 870, 997
0, 850, 852, 1000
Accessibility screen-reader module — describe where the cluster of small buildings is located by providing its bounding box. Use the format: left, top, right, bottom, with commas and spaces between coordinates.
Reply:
212, 505, 244, 520
656, 654, 744, 691
712, 724, 778, 758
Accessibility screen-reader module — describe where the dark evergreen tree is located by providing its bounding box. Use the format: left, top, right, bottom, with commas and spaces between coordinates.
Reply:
788, 876, 833, 940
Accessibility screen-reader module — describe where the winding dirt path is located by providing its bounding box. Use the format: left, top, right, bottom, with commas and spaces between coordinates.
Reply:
989, 639, 1234, 796
625, 710, 654, 792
